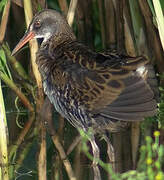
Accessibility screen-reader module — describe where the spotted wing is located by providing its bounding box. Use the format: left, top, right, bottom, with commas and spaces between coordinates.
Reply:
67, 54, 158, 124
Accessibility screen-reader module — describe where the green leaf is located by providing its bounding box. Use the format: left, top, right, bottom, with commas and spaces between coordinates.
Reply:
0, 48, 7, 74
0, 0, 7, 12
0, 48, 12, 80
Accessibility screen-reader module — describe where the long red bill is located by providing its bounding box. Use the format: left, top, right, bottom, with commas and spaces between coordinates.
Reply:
11, 31, 35, 56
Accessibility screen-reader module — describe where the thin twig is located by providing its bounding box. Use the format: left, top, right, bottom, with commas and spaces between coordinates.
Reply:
9, 112, 35, 160
0, 0, 11, 43
52, 136, 77, 180
0, 72, 34, 112
67, 135, 81, 155
14, 139, 34, 171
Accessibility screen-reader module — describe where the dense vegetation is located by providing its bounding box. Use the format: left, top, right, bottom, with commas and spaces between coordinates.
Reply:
0, 0, 164, 179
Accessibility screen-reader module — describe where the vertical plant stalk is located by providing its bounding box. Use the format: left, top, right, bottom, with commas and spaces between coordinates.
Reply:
98, 0, 106, 48
74, 143, 82, 179
67, 0, 78, 26
58, 0, 68, 15
128, 0, 149, 55
123, 1, 136, 56
152, 0, 164, 50
138, 0, 164, 72
122, 131, 132, 171
0, 80, 9, 180
52, 154, 62, 179
76, 1, 86, 43
0, 0, 11, 43
23, 1, 45, 180
23, 0, 43, 94
123, 15, 136, 55
131, 122, 140, 168
77, 0, 94, 47
104, 0, 116, 49
38, 125, 47, 180
113, 133, 122, 172
115, 0, 125, 53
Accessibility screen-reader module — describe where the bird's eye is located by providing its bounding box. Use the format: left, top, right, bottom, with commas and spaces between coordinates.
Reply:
34, 20, 41, 28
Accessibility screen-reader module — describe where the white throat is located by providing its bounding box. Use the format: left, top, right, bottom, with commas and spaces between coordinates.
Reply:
35, 32, 52, 43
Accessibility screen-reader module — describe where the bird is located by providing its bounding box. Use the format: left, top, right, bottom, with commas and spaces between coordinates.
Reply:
12, 9, 159, 179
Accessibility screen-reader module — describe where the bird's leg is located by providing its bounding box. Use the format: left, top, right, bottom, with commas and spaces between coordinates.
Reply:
89, 135, 101, 180
103, 135, 115, 171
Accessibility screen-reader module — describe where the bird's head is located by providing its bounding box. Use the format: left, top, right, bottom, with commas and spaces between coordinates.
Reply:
11, 9, 75, 56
